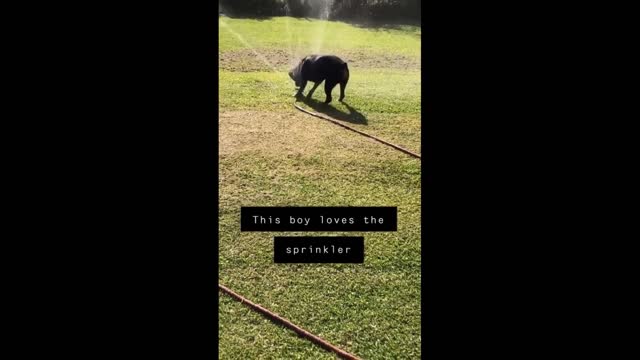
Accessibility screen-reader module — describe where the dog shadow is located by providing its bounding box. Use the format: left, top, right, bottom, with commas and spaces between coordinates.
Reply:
300, 98, 368, 125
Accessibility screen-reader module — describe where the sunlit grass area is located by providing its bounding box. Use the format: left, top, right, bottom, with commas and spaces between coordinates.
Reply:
219, 17, 421, 57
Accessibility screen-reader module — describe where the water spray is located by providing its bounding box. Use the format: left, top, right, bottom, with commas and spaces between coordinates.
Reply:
220, 19, 280, 74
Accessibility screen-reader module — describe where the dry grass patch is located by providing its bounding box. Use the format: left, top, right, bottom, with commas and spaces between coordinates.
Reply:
219, 110, 412, 160
219, 48, 420, 72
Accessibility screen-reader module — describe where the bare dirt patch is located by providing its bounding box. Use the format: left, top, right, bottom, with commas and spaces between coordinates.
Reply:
219, 49, 420, 72
219, 49, 294, 72
219, 110, 408, 161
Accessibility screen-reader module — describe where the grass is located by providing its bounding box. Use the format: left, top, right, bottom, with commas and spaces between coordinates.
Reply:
219, 70, 421, 153
219, 16, 421, 359
219, 294, 335, 360
219, 17, 421, 57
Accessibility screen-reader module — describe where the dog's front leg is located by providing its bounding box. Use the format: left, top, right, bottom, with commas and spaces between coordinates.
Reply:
295, 80, 308, 98
306, 81, 322, 99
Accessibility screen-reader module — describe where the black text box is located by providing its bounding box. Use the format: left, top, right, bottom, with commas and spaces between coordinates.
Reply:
274, 237, 364, 263
241, 207, 397, 232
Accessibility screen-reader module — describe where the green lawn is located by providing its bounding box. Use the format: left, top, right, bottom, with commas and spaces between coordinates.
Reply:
220, 17, 421, 57
219, 16, 421, 360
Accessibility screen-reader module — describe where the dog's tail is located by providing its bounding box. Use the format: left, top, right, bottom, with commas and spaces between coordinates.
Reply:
339, 63, 349, 100
342, 62, 349, 83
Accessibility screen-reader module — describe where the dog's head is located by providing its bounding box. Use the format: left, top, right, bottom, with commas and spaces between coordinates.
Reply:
288, 57, 307, 87
288, 69, 299, 87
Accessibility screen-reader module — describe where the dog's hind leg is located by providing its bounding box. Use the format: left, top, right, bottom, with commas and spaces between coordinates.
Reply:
324, 80, 337, 104
339, 63, 349, 102
339, 81, 347, 102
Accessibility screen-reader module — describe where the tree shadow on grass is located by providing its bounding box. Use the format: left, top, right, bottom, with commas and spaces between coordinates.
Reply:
220, 14, 274, 21
300, 97, 367, 125
219, 14, 315, 22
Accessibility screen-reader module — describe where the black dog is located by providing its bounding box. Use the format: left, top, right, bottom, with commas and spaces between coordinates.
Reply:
288, 55, 349, 104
